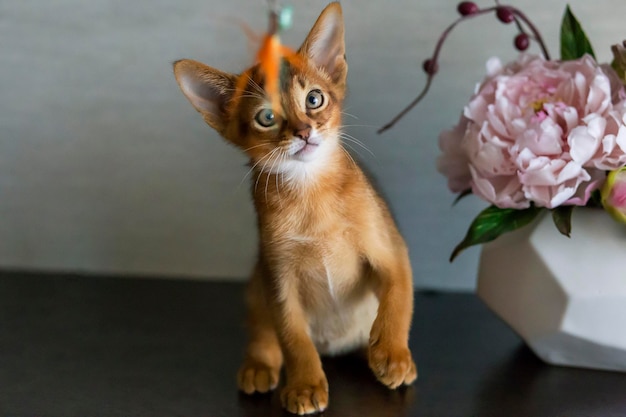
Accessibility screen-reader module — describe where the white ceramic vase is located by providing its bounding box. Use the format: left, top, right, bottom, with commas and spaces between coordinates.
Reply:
477, 208, 626, 371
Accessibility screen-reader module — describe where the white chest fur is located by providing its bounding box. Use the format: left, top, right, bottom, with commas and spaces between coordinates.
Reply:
273, 230, 378, 355
309, 290, 378, 355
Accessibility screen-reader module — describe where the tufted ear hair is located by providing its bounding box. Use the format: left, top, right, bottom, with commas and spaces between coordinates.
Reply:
173, 59, 236, 134
299, 2, 347, 86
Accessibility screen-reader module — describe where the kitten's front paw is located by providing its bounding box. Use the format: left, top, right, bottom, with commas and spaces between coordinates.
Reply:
280, 377, 329, 415
368, 342, 417, 389
237, 359, 281, 394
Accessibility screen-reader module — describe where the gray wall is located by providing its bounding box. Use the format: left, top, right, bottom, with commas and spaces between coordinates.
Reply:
1, 0, 623, 289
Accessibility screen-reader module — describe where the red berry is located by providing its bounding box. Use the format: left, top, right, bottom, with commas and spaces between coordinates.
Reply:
457, 1, 479, 16
514, 33, 530, 51
422, 58, 438, 75
496, 6, 515, 24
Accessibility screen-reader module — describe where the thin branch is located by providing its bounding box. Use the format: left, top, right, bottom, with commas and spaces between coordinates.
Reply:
379, 7, 496, 134
378, 4, 551, 134
377, 76, 434, 134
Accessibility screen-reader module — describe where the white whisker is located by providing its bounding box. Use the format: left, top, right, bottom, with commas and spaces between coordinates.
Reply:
248, 77, 267, 98
238, 144, 274, 189
341, 146, 358, 170
339, 133, 375, 157
253, 148, 279, 194
280, 153, 287, 191
341, 124, 378, 128
341, 111, 359, 120
242, 142, 272, 152
238, 94, 266, 101
266, 150, 282, 203
223, 89, 267, 102
342, 141, 365, 160
222, 75, 268, 102
275, 154, 284, 209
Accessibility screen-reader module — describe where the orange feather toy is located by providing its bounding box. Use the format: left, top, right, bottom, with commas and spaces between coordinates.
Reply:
233, 3, 301, 115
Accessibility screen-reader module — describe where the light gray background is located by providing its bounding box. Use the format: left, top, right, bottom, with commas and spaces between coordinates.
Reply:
1, 0, 623, 289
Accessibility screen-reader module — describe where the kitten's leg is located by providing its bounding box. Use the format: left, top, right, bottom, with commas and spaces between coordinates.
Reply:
367, 244, 417, 389
272, 277, 328, 415
237, 266, 283, 394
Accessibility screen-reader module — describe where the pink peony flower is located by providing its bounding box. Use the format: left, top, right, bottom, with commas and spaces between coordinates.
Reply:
437, 54, 626, 209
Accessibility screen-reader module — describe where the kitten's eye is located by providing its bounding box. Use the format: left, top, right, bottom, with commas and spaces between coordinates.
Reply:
254, 108, 276, 128
306, 90, 324, 110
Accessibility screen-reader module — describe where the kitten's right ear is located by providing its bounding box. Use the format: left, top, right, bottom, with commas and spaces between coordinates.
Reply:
173, 59, 235, 133
299, 2, 347, 86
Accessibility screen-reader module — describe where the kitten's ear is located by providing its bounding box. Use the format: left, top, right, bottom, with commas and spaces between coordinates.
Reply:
173, 59, 235, 133
299, 2, 347, 85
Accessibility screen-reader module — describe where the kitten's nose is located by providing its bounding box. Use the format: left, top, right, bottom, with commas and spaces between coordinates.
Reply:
294, 124, 312, 140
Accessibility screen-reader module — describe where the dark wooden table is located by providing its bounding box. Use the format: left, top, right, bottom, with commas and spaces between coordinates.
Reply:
1, 271, 626, 417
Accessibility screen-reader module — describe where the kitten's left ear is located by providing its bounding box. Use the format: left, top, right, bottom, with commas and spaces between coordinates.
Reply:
299, 2, 347, 86
173, 59, 235, 134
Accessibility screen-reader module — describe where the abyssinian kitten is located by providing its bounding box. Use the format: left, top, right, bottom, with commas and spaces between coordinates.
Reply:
173, 3, 416, 414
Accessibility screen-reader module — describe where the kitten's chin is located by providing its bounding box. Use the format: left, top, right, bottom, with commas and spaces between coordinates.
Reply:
273, 139, 336, 184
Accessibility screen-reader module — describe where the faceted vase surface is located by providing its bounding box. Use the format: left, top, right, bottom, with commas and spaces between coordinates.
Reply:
477, 208, 626, 371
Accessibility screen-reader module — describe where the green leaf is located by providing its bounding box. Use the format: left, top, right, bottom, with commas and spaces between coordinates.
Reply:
587, 189, 603, 208
560, 5, 596, 60
551, 206, 574, 237
452, 189, 472, 206
610, 41, 626, 85
450, 205, 543, 262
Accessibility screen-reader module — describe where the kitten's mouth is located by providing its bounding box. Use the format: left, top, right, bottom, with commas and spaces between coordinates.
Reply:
292, 137, 322, 160
295, 142, 319, 156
